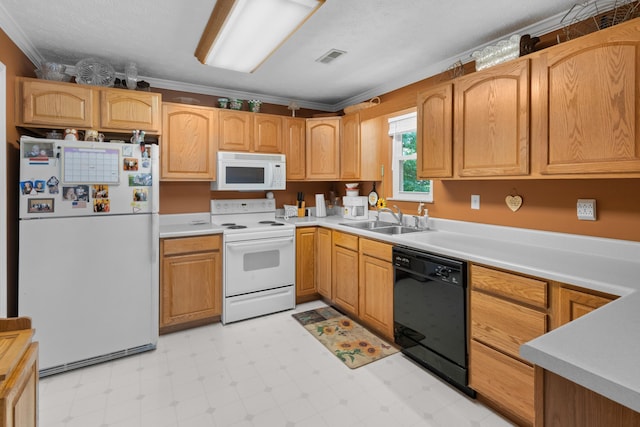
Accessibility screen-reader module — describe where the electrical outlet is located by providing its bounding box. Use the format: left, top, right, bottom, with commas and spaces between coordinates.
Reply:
471, 195, 480, 210
577, 199, 596, 221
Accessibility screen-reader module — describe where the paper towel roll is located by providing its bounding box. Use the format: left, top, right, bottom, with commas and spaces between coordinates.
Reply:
315, 194, 327, 217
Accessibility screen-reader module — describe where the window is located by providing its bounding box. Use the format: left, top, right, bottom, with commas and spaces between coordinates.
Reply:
388, 112, 433, 202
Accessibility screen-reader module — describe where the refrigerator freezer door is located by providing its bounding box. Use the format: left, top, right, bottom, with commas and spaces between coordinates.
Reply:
19, 137, 157, 219
19, 214, 158, 373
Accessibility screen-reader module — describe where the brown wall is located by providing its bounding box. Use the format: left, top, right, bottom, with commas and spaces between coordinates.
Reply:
159, 181, 336, 214
2, 28, 37, 316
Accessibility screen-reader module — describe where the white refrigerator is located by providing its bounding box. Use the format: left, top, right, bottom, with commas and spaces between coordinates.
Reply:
18, 136, 159, 376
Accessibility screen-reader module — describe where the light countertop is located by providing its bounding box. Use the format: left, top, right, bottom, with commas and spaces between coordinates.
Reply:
160, 212, 640, 412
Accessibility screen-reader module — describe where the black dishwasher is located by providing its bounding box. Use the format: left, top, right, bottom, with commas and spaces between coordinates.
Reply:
393, 246, 475, 397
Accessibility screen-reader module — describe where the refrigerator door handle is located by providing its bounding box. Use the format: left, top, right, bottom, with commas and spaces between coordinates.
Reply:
151, 213, 159, 264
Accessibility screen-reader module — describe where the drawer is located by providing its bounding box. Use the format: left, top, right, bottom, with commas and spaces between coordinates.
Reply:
471, 290, 547, 359
470, 340, 535, 426
332, 230, 359, 251
471, 264, 547, 309
359, 238, 392, 261
162, 235, 220, 256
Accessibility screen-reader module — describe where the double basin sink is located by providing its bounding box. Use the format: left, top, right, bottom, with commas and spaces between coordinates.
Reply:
339, 220, 425, 235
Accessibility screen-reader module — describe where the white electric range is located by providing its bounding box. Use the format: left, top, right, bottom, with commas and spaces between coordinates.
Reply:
211, 198, 296, 324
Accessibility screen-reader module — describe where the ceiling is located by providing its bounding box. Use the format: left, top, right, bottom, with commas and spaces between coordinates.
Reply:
0, 0, 582, 111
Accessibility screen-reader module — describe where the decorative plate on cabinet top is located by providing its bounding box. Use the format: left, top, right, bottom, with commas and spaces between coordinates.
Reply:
74, 58, 116, 87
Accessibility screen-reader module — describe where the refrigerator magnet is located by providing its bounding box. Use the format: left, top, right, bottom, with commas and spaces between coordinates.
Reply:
93, 199, 110, 213
20, 181, 35, 195
133, 188, 148, 202
128, 174, 152, 186
47, 176, 59, 194
27, 198, 54, 213
122, 145, 134, 157
92, 185, 109, 199
34, 180, 46, 193
123, 158, 138, 171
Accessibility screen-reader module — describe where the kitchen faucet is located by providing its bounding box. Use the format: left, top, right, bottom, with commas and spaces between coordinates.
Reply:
378, 205, 403, 225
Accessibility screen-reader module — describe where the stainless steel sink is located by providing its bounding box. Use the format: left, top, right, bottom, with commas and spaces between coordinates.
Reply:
339, 221, 424, 235
339, 220, 396, 230
369, 225, 424, 235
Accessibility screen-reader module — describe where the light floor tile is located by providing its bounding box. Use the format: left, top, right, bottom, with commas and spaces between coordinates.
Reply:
38, 301, 514, 427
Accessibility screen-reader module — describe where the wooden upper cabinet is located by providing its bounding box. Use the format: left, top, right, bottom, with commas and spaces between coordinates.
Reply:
306, 117, 341, 180
454, 58, 530, 177
340, 113, 361, 179
417, 83, 453, 178
284, 117, 306, 180
359, 116, 384, 181
254, 113, 283, 153
533, 21, 640, 175
218, 110, 252, 151
218, 110, 283, 153
100, 89, 161, 133
161, 103, 217, 180
18, 78, 95, 128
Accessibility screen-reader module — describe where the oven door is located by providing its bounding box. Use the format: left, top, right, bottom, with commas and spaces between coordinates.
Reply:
225, 234, 295, 296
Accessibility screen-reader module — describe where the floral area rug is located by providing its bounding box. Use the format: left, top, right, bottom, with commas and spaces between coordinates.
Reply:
292, 306, 398, 369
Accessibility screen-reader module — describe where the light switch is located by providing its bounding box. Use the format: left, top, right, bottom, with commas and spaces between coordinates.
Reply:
471, 195, 480, 210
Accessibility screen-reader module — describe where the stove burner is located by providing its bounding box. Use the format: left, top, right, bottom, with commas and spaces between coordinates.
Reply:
258, 220, 276, 224
226, 225, 247, 229
221, 223, 236, 226
271, 223, 285, 226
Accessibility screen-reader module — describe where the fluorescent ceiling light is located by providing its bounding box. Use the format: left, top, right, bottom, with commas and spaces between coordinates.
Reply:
195, 0, 325, 73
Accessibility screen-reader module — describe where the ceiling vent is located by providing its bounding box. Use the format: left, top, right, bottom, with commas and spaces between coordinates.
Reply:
316, 49, 346, 64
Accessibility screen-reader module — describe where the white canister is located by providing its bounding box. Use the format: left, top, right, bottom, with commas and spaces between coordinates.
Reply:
315, 194, 327, 217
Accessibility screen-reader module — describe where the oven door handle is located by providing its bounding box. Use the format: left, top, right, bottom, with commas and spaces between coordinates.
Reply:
226, 236, 294, 250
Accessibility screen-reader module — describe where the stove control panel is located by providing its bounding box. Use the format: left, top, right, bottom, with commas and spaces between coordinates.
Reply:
211, 198, 275, 215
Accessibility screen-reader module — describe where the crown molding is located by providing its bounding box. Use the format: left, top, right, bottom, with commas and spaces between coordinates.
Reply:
0, 5, 579, 113
334, 8, 571, 111
0, 2, 44, 68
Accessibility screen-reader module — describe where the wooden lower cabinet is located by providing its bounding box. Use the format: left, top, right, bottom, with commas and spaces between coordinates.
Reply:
469, 264, 548, 426
471, 340, 535, 424
0, 318, 38, 427
555, 285, 616, 327
316, 227, 332, 299
160, 235, 222, 333
539, 367, 640, 426
332, 231, 359, 316
296, 227, 318, 302
358, 238, 394, 340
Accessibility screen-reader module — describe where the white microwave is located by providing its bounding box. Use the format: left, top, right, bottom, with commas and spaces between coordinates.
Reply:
211, 151, 286, 191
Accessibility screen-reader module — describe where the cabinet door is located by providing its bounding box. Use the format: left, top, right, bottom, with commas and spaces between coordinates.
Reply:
160, 236, 222, 331
332, 231, 359, 316
358, 239, 393, 340
454, 58, 530, 177
534, 24, 640, 174
359, 116, 384, 181
161, 103, 217, 180
417, 83, 453, 178
254, 113, 283, 153
296, 227, 317, 301
0, 342, 38, 427
100, 89, 161, 133
316, 227, 332, 299
219, 110, 252, 151
306, 118, 341, 179
556, 287, 615, 327
284, 117, 306, 180
340, 113, 361, 179
19, 78, 95, 128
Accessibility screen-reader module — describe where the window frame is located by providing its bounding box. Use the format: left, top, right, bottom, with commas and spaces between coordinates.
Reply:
388, 111, 433, 203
